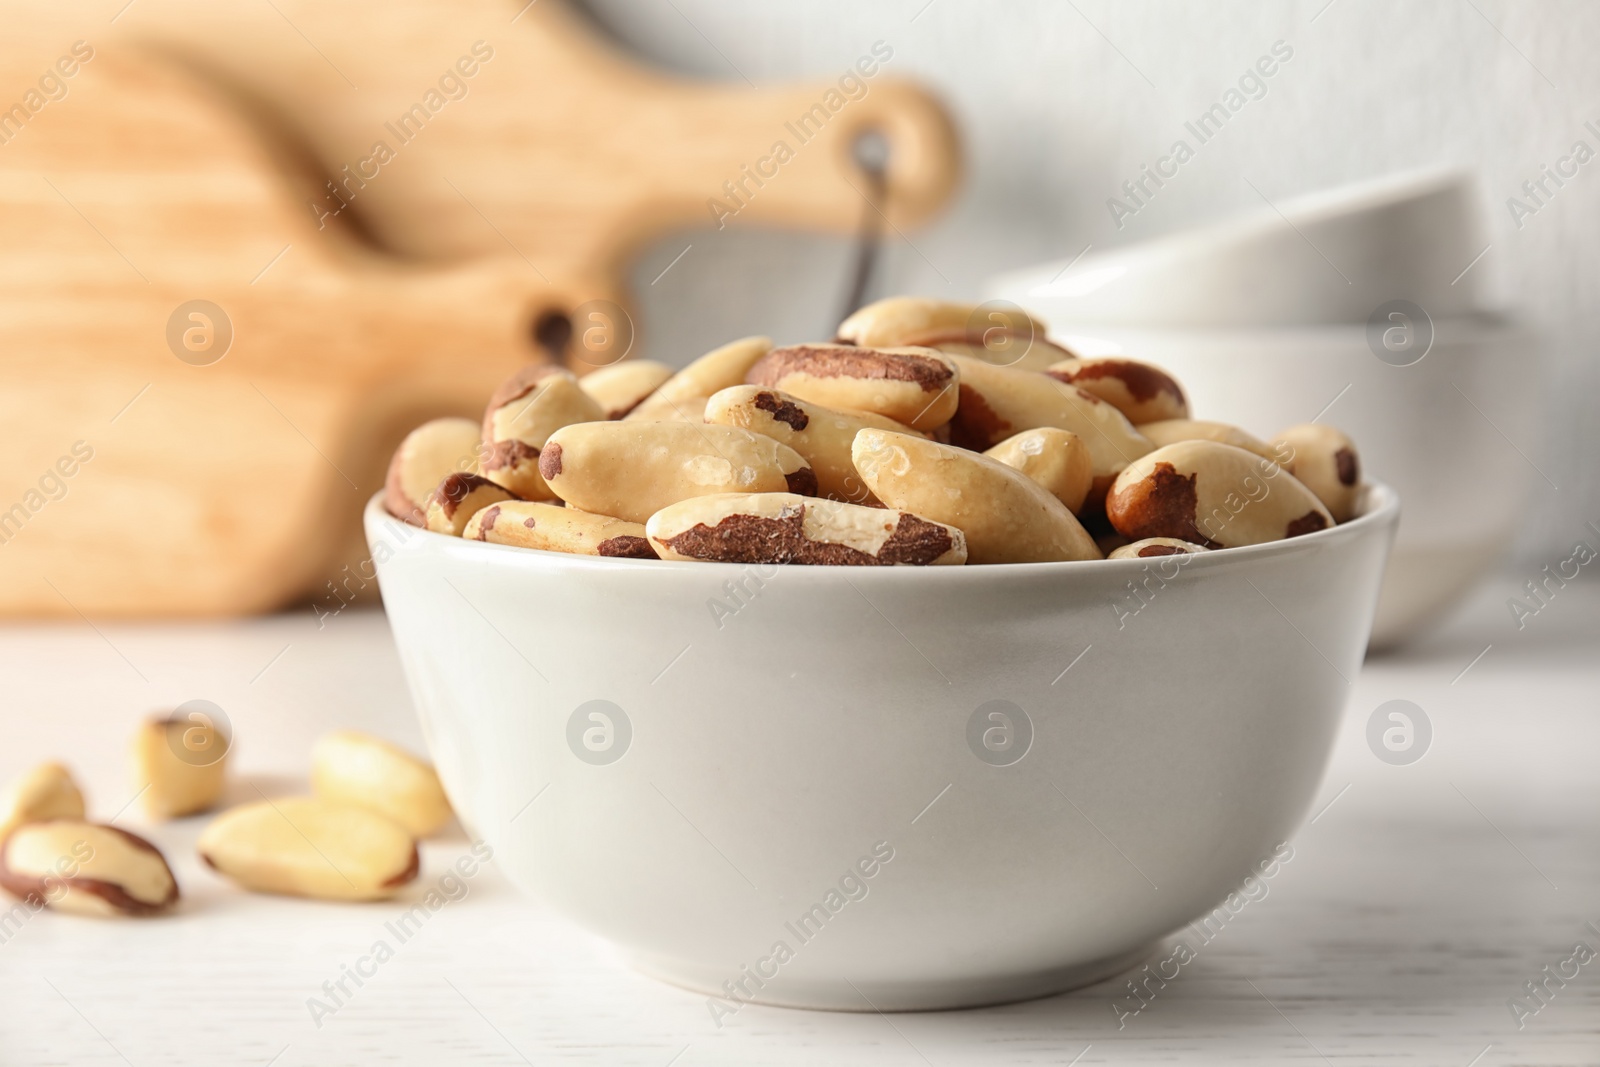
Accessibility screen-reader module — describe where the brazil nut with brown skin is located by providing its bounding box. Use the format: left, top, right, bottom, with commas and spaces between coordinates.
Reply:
703, 385, 924, 504
1045, 357, 1189, 424
1105, 440, 1334, 549
744, 343, 959, 432
464, 500, 658, 559
1271, 423, 1362, 522
1107, 537, 1211, 560
646, 493, 967, 566
481, 365, 604, 499
540, 421, 815, 524
852, 429, 1101, 564
0, 820, 179, 917
944, 355, 1153, 492
424, 473, 519, 536
384, 417, 483, 526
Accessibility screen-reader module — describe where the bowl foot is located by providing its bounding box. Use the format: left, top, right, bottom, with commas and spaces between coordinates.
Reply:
629, 942, 1157, 1014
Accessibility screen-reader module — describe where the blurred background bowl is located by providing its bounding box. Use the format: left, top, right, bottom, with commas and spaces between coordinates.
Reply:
366, 485, 1397, 1010
990, 172, 1537, 648
1043, 317, 1535, 648
995, 170, 1487, 328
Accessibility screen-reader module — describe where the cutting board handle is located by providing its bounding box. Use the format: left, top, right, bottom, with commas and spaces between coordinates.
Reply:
630, 74, 961, 236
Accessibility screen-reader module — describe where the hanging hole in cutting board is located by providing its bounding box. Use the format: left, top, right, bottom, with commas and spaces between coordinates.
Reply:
531, 299, 636, 367
532, 307, 573, 362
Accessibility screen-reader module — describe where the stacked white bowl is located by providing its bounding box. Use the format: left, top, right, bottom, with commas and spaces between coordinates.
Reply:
987, 171, 1539, 648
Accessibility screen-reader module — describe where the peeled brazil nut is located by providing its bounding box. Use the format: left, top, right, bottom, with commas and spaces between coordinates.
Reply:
852, 429, 1101, 564
908, 328, 1072, 373
0, 820, 178, 917
984, 427, 1093, 513
1108, 537, 1211, 560
625, 336, 773, 422
424, 473, 519, 536
132, 716, 228, 820
463, 501, 658, 559
198, 797, 419, 901
623, 394, 709, 423
481, 364, 604, 499
744, 344, 959, 432
1271, 423, 1362, 523
1045, 357, 1188, 424
578, 360, 674, 419
1138, 419, 1283, 465
944, 355, 1152, 490
646, 493, 966, 566
384, 417, 482, 526
835, 296, 1046, 350
0, 763, 85, 842
311, 731, 453, 838
539, 421, 816, 524
703, 385, 924, 505
1106, 440, 1334, 549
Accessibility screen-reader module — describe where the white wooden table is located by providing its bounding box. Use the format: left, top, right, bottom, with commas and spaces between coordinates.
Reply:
1, 575, 1596, 1066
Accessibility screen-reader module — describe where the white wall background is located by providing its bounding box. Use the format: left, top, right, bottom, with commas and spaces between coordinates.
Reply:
579, 0, 1597, 563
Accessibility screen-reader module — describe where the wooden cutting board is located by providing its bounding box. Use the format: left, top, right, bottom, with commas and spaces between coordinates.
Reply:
0, 50, 546, 617
113, 0, 961, 292
0, 4, 960, 618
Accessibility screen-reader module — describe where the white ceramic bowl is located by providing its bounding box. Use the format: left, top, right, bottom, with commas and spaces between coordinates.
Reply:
1028, 316, 1537, 648
367, 487, 1397, 1012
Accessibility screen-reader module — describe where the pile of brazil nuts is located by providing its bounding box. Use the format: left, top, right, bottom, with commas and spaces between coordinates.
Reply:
384, 296, 1365, 566
0, 727, 454, 918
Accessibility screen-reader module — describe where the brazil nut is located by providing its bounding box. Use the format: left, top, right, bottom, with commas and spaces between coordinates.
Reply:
835, 297, 1046, 350
198, 797, 418, 901
133, 716, 228, 820
984, 427, 1094, 513
703, 385, 923, 504
0, 820, 179, 917
1107, 537, 1211, 560
1106, 440, 1334, 549
1137, 419, 1283, 465
852, 428, 1101, 564
1046, 357, 1188, 424
909, 328, 1072, 373
944, 355, 1152, 490
540, 421, 815, 524
310, 731, 453, 838
464, 500, 658, 558
1271, 423, 1362, 523
424, 473, 519, 536
744, 343, 959, 432
0, 763, 85, 843
646, 492, 967, 566
481, 364, 603, 499
625, 336, 773, 422
578, 360, 675, 419
383, 417, 483, 526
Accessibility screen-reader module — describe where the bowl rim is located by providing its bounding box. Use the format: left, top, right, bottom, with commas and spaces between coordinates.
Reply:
364, 481, 1398, 581
1043, 310, 1529, 343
